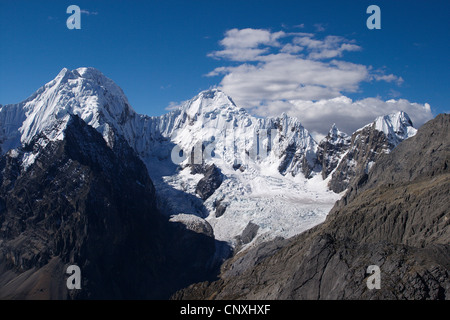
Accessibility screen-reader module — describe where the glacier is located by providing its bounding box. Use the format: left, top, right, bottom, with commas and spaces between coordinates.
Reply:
0, 67, 418, 251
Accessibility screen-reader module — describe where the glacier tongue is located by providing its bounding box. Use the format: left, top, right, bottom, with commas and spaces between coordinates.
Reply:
204, 166, 340, 250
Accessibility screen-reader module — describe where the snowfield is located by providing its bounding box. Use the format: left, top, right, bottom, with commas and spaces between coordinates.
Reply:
206, 170, 341, 249
152, 155, 341, 250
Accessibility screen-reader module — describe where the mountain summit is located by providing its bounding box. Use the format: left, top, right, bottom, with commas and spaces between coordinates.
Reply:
0, 67, 139, 154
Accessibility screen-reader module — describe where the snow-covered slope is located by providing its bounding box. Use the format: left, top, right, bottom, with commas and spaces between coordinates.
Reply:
0, 67, 418, 251
141, 89, 318, 177
370, 111, 417, 146
2, 68, 123, 149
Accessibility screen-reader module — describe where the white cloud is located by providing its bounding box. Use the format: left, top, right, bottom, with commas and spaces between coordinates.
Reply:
166, 100, 184, 111
207, 28, 285, 62
280, 43, 304, 54
220, 28, 284, 48
249, 96, 433, 137
293, 35, 361, 60
211, 56, 369, 102
207, 28, 433, 136
372, 74, 404, 86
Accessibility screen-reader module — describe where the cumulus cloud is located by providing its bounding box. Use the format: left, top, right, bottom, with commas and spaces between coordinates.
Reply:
207, 28, 285, 61
212, 57, 369, 101
206, 27, 433, 136
249, 97, 433, 139
372, 73, 404, 86
293, 35, 362, 60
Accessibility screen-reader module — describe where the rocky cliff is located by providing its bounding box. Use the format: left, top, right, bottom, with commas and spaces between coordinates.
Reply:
0, 115, 221, 299
327, 111, 417, 193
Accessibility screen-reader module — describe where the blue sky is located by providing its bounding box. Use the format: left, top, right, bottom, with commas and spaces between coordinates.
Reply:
0, 0, 448, 135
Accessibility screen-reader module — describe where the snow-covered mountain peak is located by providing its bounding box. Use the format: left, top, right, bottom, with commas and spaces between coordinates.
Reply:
76, 66, 103, 77
56, 67, 70, 78
368, 111, 417, 146
0, 67, 138, 152
179, 89, 246, 121
373, 111, 413, 133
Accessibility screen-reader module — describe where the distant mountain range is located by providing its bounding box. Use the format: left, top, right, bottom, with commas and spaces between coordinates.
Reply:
0, 68, 447, 299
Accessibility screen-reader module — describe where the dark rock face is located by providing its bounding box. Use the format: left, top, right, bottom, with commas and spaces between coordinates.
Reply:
173, 114, 450, 300
329, 113, 450, 246
195, 164, 223, 201
277, 143, 298, 176
238, 221, 259, 245
316, 125, 351, 179
212, 198, 227, 218
354, 114, 449, 194
328, 124, 394, 193
0, 115, 220, 299
168, 214, 217, 282
215, 203, 227, 218
277, 143, 316, 179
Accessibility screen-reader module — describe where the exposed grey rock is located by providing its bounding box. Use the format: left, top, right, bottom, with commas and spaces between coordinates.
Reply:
221, 236, 287, 279
195, 164, 223, 200
212, 198, 227, 218
328, 125, 392, 193
189, 164, 205, 175
168, 214, 217, 277
277, 143, 316, 178
316, 124, 351, 179
239, 221, 260, 245
232, 221, 260, 253
215, 203, 227, 218
232, 163, 245, 172
169, 214, 214, 238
